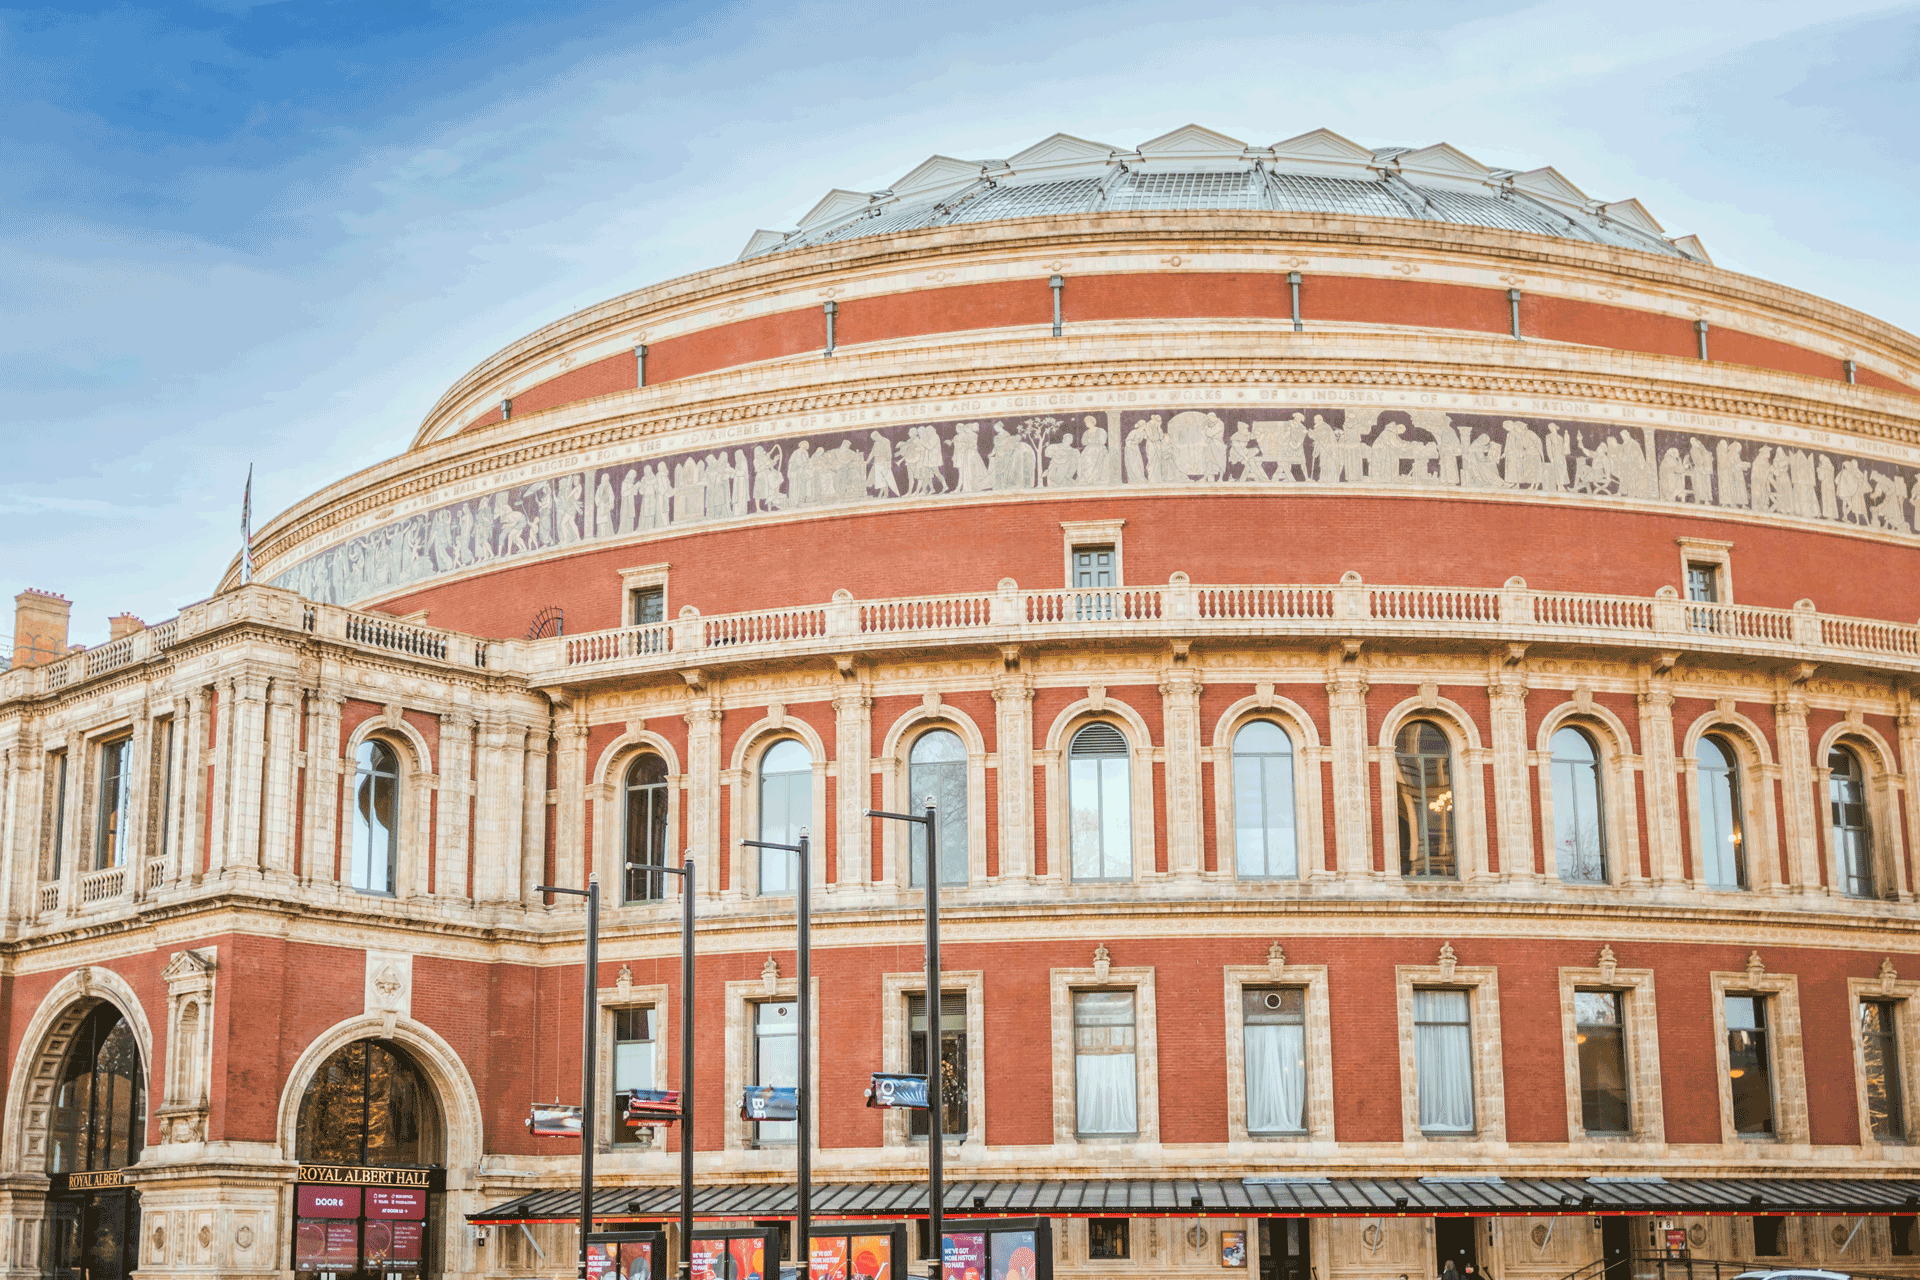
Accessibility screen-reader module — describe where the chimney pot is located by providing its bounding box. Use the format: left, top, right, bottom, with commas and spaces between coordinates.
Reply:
108, 613, 147, 642
11, 590, 72, 670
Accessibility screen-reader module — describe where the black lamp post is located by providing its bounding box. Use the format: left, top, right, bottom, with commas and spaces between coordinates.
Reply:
738, 831, 812, 1268
866, 798, 943, 1280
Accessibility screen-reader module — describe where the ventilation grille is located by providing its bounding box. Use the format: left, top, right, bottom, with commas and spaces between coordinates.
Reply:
1070, 722, 1128, 755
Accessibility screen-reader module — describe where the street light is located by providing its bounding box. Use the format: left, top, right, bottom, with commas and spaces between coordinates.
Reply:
737, 830, 812, 1267
866, 798, 943, 1280
541, 853, 698, 1280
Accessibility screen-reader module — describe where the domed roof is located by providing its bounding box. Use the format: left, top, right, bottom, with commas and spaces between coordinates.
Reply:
739, 124, 1708, 263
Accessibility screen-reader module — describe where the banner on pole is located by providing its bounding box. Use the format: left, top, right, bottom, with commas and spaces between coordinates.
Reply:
526, 1104, 582, 1137
864, 1073, 929, 1109
737, 1085, 798, 1122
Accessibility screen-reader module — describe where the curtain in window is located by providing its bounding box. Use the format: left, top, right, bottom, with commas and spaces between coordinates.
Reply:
1245, 1021, 1306, 1132
1073, 991, 1137, 1135
908, 729, 969, 886
1414, 989, 1474, 1132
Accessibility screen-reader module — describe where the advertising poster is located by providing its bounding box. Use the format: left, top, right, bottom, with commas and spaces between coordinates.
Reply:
295, 1219, 330, 1269
810, 1235, 848, 1280
943, 1232, 985, 1280
850, 1234, 891, 1280
621, 1240, 655, 1280
1220, 1231, 1247, 1268
691, 1238, 728, 1280
390, 1222, 424, 1270
730, 1236, 767, 1280
366, 1189, 427, 1219
297, 1187, 362, 1219
990, 1230, 1038, 1280
305, 1221, 358, 1272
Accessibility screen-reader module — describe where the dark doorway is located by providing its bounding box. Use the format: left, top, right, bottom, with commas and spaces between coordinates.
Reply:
1601, 1218, 1632, 1280
1258, 1218, 1311, 1280
43, 1001, 144, 1280
1435, 1218, 1478, 1277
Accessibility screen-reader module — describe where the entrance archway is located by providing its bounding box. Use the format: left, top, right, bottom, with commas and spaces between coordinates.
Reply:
44, 1002, 145, 1280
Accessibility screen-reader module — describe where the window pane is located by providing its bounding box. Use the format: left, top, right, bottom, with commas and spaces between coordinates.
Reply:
753, 1001, 798, 1143
1068, 732, 1131, 882
1074, 991, 1137, 1135
1551, 728, 1606, 884
1861, 1001, 1905, 1141
908, 730, 969, 887
1726, 995, 1774, 1135
1234, 722, 1297, 879
907, 993, 968, 1136
1244, 989, 1306, 1133
1396, 724, 1456, 878
96, 738, 132, 870
1696, 737, 1745, 889
758, 742, 810, 895
624, 755, 670, 903
1576, 991, 1630, 1132
351, 741, 399, 895
1829, 747, 1874, 899
1413, 989, 1473, 1132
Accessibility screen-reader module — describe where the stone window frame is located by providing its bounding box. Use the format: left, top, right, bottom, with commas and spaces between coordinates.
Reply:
1040, 698, 1159, 888
1209, 696, 1327, 884
725, 712, 829, 900
876, 705, 990, 891
721, 974, 819, 1156
1676, 537, 1734, 603
1847, 970, 1920, 1149
89, 728, 138, 873
1815, 722, 1910, 903
1060, 518, 1126, 588
594, 979, 670, 1153
619, 562, 670, 626
1221, 961, 1334, 1144
1709, 964, 1809, 1145
1049, 963, 1159, 1146
1555, 962, 1665, 1145
589, 731, 684, 911
878, 970, 986, 1148
342, 712, 437, 901
1534, 701, 1645, 889
1394, 961, 1505, 1143
1681, 712, 1783, 894
1375, 696, 1494, 885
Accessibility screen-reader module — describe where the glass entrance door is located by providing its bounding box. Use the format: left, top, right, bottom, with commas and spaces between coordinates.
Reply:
45, 1191, 139, 1280
1258, 1218, 1310, 1280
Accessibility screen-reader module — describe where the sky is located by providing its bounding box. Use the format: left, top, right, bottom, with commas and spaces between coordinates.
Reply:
3, 0, 1919, 652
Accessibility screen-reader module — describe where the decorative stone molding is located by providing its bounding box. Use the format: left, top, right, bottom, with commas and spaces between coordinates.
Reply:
1708, 965, 1810, 1146
761, 955, 780, 994
878, 969, 986, 1148
1556, 958, 1665, 1145
156, 948, 217, 1145
364, 950, 413, 1040
1047, 962, 1159, 1146
1394, 960, 1505, 1144
1092, 944, 1112, 982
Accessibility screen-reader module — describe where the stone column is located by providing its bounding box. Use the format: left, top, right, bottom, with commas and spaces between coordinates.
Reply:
259, 681, 301, 875
1325, 659, 1373, 880
0, 723, 42, 922
682, 695, 723, 898
1893, 692, 1919, 903
522, 724, 551, 903
438, 712, 476, 899
118, 695, 154, 901
1636, 679, 1684, 886
473, 714, 530, 902
58, 725, 84, 911
1158, 660, 1204, 879
1773, 679, 1821, 895
991, 668, 1034, 881
302, 692, 346, 884
178, 687, 211, 884
1486, 665, 1537, 883
0, 1178, 52, 1280
218, 674, 268, 873
554, 710, 590, 890
831, 682, 872, 889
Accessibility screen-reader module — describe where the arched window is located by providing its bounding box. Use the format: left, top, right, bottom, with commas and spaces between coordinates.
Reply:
1232, 720, 1297, 879
351, 739, 400, 896
622, 754, 670, 904
1551, 726, 1607, 884
1068, 722, 1131, 881
295, 1040, 441, 1167
1395, 721, 1456, 878
48, 1003, 143, 1174
757, 739, 811, 896
907, 729, 968, 887
1695, 735, 1746, 888
1829, 745, 1873, 899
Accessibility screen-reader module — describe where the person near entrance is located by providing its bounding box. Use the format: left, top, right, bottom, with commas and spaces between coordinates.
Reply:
1441, 1260, 1461, 1280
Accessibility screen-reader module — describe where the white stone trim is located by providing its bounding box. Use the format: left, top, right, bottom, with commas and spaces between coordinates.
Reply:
1394, 960, 1505, 1143
727, 719, 829, 899
1208, 696, 1327, 883
3, 964, 156, 1173
1815, 722, 1907, 902
1681, 713, 1784, 893
1708, 963, 1809, 1146
878, 970, 985, 1147
1048, 962, 1158, 1146
1533, 701, 1644, 888
1221, 962, 1333, 1144
876, 706, 990, 890
619, 562, 671, 625
1847, 969, 1920, 1151
720, 975, 820, 1157
1555, 960, 1665, 1145
594, 980, 671, 1152
1060, 518, 1126, 587
1375, 698, 1493, 884
1040, 698, 1158, 885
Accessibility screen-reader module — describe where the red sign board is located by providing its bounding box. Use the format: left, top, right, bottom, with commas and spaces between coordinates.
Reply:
298, 1187, 363, 1219
295, 1219, 360, 1272
390, 1221, 424, 1269
366, 1188, 427, 1219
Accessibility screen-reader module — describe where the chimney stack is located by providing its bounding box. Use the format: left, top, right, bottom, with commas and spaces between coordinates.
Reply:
108, 613, 147, 642
12, 590, 72, 669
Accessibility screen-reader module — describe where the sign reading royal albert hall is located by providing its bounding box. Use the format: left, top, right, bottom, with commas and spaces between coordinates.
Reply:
268, 404, 1920, 607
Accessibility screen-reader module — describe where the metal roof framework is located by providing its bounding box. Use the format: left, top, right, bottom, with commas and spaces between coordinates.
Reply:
471, 1178, 1920, 1224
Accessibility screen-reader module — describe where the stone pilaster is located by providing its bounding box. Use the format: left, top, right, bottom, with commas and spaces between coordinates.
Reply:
57, 725, 84, 911
0, 722, 41, 922
124, 1159, 293, 1280
258, 682, 300, 875
1636, 678, 1684, 886
831, 682, 872, 889
1158, 659, 1204, 879
1325, 658, 1373, 880
1773, 679, 1821, 894
302, 692, 345, 884
991, 668, 1034, 880
1486, 664, 1536, 883
177, 688, 211, 885
554, 710, 590, 891
523, 723, 550, 902
473, 715, 530, 902
682, 694, 723, 898
438, 712, 476, 899
117, 695, 153, 901
0, 1177, 51, 1280
1894, 690, 1919, 902
220, 674, 269, 873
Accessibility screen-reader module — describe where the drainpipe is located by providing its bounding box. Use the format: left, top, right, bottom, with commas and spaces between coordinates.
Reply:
1695, 319, 1710, 361
1050, 274, 1064, 338
823, 300, 837, 356
1288, 271, 1303, 332
1508, 289, 1523, 340
634, 344, 648, 388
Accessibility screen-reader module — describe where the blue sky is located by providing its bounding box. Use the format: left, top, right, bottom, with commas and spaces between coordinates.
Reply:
4, 0, 1918, 649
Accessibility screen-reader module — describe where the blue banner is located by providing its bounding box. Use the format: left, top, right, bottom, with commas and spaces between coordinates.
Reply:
738, 1086, 798, 1122
867, 1073, 930, 1109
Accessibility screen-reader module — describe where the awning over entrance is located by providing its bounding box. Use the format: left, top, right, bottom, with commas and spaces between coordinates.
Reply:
471, 1177, 1920, 1223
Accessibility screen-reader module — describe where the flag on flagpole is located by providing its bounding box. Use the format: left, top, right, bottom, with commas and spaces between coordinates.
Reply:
241, 465, 254, 584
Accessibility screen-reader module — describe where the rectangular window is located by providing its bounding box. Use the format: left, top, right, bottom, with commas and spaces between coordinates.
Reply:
1087, 1219, 1129, 1260
1725, 994, 1775, 1136
1861, 1000, 1906, 1141
95, 737, 133, 870
611, 1007, 655, 1147
1575, 990, 1631, 1133
907, 992, 967, 1138
1752, 1217, 1785, 1257
1072, 545, 1115, 588
49, 752, 68, 879
1414, 989, 1474, 1133
1243, 988, 1307, 1134
155, 718, 175, 860
752, 1000, 797, 1145
1686, 563, 1719, 603
630, 586, 665, 626
1073, 990, 1137, 1137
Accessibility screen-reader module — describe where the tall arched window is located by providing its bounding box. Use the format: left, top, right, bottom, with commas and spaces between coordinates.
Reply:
757, 739, 811, 896
1695, 735, 1747, 888
295, 1040, 441, 1166
1829, 745, 1873, 899
1068, 722, 1131, 881
907, 729, 968, 887
623, 754, 670, 904
48, 1003, 144, 1174
1395, 721, 1456, 878
1551, 726, 1607, 884
351, 739, 400, 896
1232, 720, 1297, 879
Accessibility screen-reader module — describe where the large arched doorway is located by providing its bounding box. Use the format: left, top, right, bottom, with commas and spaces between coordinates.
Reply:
292, 1040, 445, 1280
44, 1002, 144, 1280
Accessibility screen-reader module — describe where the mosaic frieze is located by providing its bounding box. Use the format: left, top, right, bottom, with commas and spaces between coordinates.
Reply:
270, 406, 1920, 606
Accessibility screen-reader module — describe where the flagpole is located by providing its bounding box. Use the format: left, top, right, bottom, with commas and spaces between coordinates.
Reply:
241, 464, 255, 584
